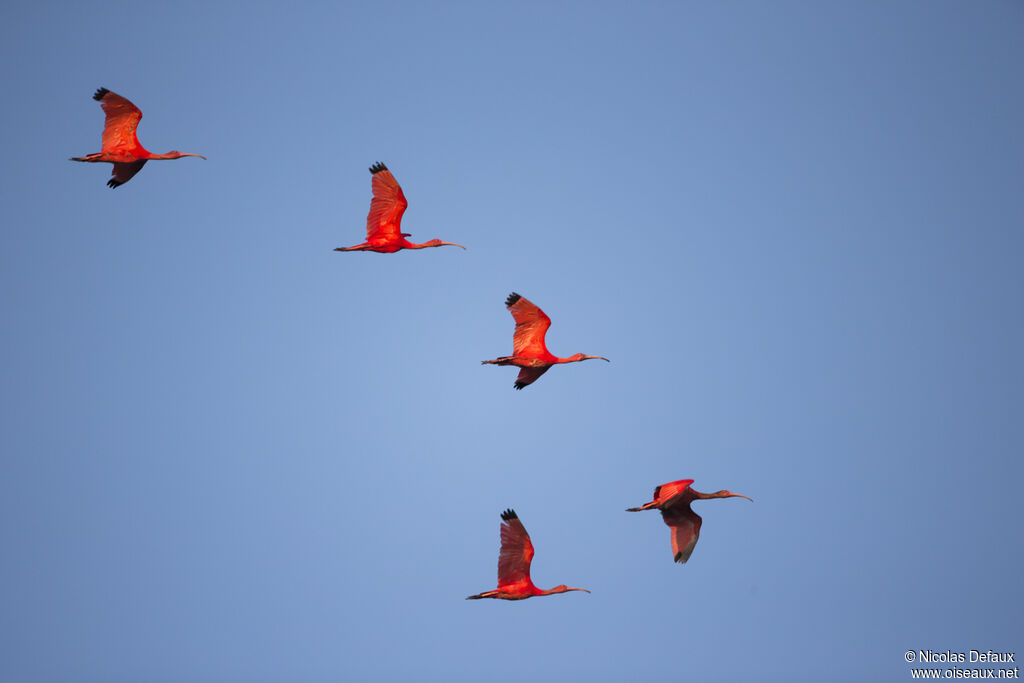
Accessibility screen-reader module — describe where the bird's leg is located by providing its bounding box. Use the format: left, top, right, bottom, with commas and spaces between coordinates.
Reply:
481, 357, 516, 365
69, 153, 104, 162
465, 590, 501, 600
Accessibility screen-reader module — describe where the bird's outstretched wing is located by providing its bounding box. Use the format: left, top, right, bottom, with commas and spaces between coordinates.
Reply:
108, 160, 147, 189
663, 507, 703, 564
94, 88, 143, 154
497, 509, 534, 587
365, 162, 408, 241
506, 293, 552, 358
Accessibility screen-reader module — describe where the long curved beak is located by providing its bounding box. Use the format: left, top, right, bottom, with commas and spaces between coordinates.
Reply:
569, 587, 591, 593
182, 153, 207, 160
441, 241, 466, 249
586, 355, 610, 362
731, 493, 754, 502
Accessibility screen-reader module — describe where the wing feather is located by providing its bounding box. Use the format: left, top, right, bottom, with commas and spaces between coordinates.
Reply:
365, 163, 408, 241
506, 293, 552, 358
658, 479, 696, 507
95, 88, 143, 154
497, 509, 534, 587
514, 366, 550, 390
663, 507, 702, 564
108, 160, 147, 188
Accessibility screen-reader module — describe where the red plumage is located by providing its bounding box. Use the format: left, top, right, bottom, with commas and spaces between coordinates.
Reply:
335, 162, 465, 253
70, 88, 205, 188
482, 292, 609, 389
627, 479, 752, 564
466, 509, 589, 601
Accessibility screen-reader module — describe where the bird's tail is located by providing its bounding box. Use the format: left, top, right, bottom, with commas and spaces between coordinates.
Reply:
69, 153, 103, 162
625, 502, 659, 512
481, 357, 515, 366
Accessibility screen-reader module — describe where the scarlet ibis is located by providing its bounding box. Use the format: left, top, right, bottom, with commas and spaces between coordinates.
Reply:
70, 88, 205, 188
481, 293, 609, 389
466, 509, 590, 601
627, 479, 752, 564
334, 162, 465, 253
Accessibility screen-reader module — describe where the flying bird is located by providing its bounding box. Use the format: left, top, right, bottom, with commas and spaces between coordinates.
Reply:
466, 509, 590, 601
334, 162, 465, 253
70, 88, 206, 188
627, 479, 752, 564
482, 293, 609, 389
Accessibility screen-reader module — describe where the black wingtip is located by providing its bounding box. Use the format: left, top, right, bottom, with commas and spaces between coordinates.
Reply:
674, 553, 684, 563
514, 382, 526, 390
505, 292, 521, 308
93, 87, 110, 101
501, 509, 518, 522
106, 179, 121, 189
369, 161, 388, 175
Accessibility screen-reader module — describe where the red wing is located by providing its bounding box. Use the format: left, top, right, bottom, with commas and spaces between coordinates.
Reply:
365, 163, 408, 241
95, 89, 143, 154
656, 479, 695, 507
628, 481, 695, 512
497, 509, 534, 587
108, 160, 147, 188
506, 293, 552, 358
514, 366, 550, 390
663, 507, 702, 564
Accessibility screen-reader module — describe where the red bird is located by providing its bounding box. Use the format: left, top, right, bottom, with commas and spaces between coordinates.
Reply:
627, 479, 752, 564
466, 509, 590, 601
482, 293, 609, 389
334, 162, 465, 253
70, 88, 205, 188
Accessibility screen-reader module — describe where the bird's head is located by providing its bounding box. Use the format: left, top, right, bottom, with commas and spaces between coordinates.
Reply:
425, 238, 466, 250
167, 151, 207, 160
552, 585, 591, 594
567, 353, 610, 363
717, 490, 754, 502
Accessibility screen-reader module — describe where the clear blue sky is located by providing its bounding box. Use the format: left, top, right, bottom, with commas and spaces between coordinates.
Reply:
2, 2, 1022, 681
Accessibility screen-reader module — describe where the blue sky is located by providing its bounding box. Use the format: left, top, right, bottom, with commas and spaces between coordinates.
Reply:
1, 2, 1022, 681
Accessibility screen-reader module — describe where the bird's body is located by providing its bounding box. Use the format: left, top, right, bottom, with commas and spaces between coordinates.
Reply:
466, 509, 589, 601
335, 162, 465, 253
70, 88, 205, 188
627, 479, 752, 564
482, 293, 609, 389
